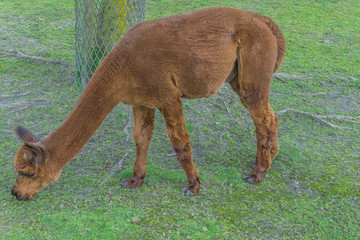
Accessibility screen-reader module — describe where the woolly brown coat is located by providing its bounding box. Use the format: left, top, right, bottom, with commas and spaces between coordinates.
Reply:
12, 7, 285, 200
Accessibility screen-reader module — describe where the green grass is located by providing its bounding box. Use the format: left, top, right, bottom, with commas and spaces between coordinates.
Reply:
1, 0, 359, 239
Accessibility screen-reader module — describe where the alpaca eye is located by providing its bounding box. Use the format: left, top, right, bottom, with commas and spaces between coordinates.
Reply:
20, 172, 35, 178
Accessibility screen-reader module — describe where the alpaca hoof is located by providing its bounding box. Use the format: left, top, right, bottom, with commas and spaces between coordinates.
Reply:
121, 178, 144, 188
181, 187, 194, 196
121, 180, 128, 188
242, 175, 260, 184
242, 173, 263, 184
242, 175, 255, 184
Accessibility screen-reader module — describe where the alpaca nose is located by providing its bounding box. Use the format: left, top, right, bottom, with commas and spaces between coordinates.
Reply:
11, 188, 28, 200
11, 188, 19, 197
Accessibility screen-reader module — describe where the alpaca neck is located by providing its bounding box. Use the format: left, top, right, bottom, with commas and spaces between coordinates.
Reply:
42, 52, 124, 170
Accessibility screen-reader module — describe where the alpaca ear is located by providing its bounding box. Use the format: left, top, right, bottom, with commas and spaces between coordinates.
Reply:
24, 142, 47, 167
15, 126, 38, 142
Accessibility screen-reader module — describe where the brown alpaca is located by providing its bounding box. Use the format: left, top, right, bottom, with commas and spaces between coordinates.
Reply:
11, 7, 285, 200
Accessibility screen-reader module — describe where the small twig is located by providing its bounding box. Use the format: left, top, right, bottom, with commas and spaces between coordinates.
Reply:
122, 107, 133, 143
319, 115, 360, 123
273, 73, 358, 84
272, 73, 305, 82
271, 91, 360, 106
15, 49, 72, 66
295, 82, 304, 88
214, 167, 226, 174
7, 105, 30, 113
217, 94, 243, 126
220, 132, 227, 145
100, 151, 130, 185
0, 92, 31, 99
1, 98, 49, 108
223, 101, 232, 115
277, 109, 356, 130
166, 153, 177, 157
271, 92, 326, 97
206, 99, 225, 110
332, 95, 360, 105
227, 128, 242, 138
0, 129, 13, 133
150, 198, 159, 210
102, 159, 110, 170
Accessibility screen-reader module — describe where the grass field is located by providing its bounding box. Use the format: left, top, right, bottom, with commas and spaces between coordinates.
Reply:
1, 0, 359, 239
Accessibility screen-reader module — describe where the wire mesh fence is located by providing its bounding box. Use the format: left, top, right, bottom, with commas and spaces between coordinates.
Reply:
75, 0, 145, 87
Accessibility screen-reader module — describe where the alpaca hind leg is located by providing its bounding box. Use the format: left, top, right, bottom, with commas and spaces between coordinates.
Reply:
122, 106, 155, 188
243, 103, 279, 183
230, 32, 279, 183
230, 78, 279, 183
159, 96, 200, 196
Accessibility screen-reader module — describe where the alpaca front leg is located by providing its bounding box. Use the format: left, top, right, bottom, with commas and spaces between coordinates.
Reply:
122, 106, 155, 188
159, 96, 201, 196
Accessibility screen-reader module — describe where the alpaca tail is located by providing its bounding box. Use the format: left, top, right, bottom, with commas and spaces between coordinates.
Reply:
263, 15, 286, 73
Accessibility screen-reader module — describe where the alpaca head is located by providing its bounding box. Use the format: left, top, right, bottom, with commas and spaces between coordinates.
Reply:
12, 126, 60, 201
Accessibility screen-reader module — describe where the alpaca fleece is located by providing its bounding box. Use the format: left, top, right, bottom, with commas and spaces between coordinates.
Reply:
12, 7, 285, 200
